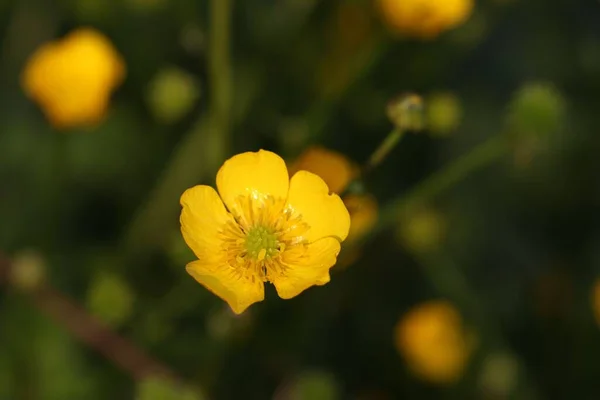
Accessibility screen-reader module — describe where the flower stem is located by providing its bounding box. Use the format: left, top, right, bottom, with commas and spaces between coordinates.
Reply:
121, 0, 233, 255
206, 0, 233, 167
381, 134, 510, 224
363, 128, 405, 175
302, 37, 389, 148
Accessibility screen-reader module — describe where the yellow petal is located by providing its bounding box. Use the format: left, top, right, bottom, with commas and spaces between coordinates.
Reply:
273, 237, 341, 299
186, 260, 264, 314
180, 185, 235, 261
286, 171, 350, 243
216, 150, 289, 216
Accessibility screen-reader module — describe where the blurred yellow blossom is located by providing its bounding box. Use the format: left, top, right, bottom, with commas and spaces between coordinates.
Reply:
290, 147, 379, 268
397, 207, 446, 254
22, 28, 125, 129
378, 0, 474, 39
344, 194, 378, 244
180, 150, 350, 314
289, 146, 359, 195
394, 300, 474, 384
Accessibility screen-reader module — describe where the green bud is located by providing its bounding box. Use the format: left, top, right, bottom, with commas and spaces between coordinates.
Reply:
147, 66, 201, 123
426, 92, 463, 137
86, 271, 134, 328
10, 250, 46, 291
507, 83, 566, 138
386, 94, 425, 132
283, 370, 340, 400
136, 376, 205, 400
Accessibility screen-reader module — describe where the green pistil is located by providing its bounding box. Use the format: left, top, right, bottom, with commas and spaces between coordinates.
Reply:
245, 225, 278, 260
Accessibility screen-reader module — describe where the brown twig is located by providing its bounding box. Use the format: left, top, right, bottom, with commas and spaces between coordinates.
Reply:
0, 253, 179, 383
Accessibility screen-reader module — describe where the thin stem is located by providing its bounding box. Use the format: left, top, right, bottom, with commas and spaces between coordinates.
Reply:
380, 134, 510, 225
364, 128, 405, 175
206, 0, 233, 166
302, 37, 389, 147
121, 0, 234, 255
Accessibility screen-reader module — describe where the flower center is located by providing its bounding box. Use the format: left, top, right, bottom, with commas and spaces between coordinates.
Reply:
244, 225, 279, 261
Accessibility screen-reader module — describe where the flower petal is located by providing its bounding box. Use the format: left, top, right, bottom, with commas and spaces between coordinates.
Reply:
180, 185, 235, 261
216, 150, 289, 216
186, 260, 264, 314
272, 237, 341, 299
286, 171, 351, 243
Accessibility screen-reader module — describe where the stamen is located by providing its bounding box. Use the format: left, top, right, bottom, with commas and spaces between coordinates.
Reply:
218, 194, 310, 284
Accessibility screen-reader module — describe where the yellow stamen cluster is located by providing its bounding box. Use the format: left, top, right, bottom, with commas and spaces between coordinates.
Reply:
219, 194, 309, 283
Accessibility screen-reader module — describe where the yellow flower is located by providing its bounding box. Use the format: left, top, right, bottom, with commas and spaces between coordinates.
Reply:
180, 150, 351, 314
394, 300, 474, 384
22, 28, 125, 129
378, 0, 474, 39
288, 146, 358, 195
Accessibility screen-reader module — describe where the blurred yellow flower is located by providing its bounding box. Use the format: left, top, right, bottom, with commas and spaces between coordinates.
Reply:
344, 194, 378, 244
394, 300, 474, 384
378, 0, 474, 39
22, 28, 125, 129
180, 150, 350, 314
289, 146, 358, 195
290, 147, 379, 268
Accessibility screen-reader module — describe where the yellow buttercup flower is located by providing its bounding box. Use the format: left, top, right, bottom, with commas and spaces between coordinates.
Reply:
180, 150, 351, 314
22, 28, 125, 129
394, 300, 474, 384
288, 146, 359, 195
378, 0, 474, 39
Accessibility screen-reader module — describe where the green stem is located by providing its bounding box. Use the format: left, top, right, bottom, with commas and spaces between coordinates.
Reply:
380, 134, 510, 225
302, 37, 389, 148
121, 0, 233, 255
206, 0, 233, 167
364, 128, 405, 174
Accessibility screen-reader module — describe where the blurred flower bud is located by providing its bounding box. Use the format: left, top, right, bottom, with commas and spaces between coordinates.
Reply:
478, 351, 519, 398
9, 250, 46, 291
386, 94, 425, 132
378, 0, 474, 39
507, 82, 566, 139
136, 376, 205, 400
288, 146, 358, 194
22, 28, 125, 129
87, 271, 134, 328
426, 92, 463, 137
275, 370, 340, 400
394, 300, 475, 384
147, 66, 200, 124
397, 207, 446, 254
